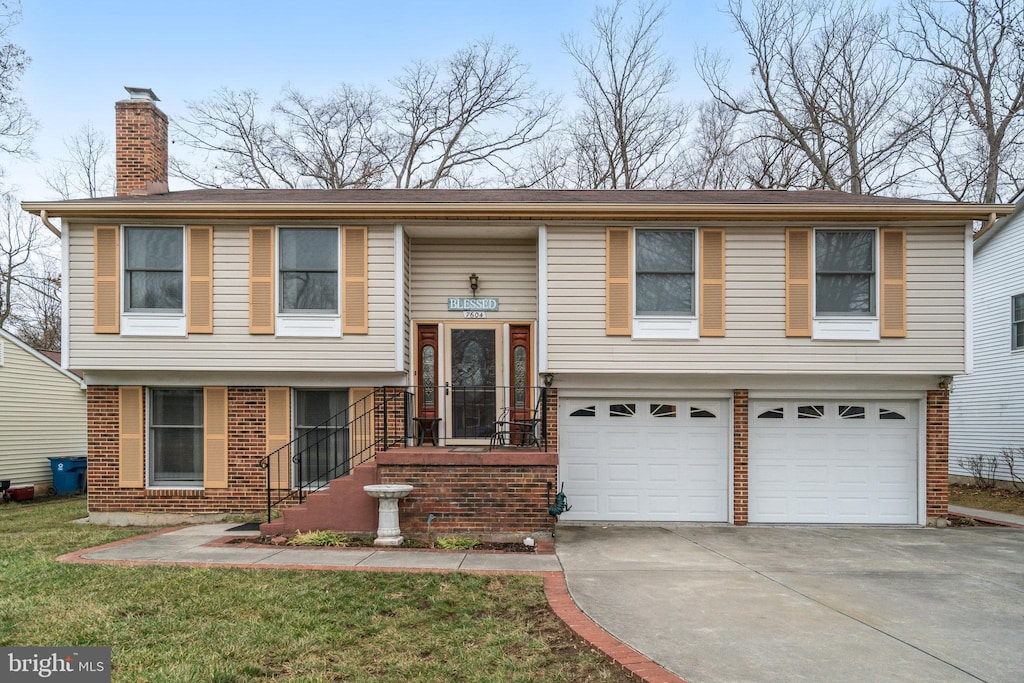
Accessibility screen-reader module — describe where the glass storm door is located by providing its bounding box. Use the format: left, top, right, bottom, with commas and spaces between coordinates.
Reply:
445, 324, 502, 442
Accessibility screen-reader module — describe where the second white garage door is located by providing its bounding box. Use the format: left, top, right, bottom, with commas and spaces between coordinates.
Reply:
749, 400, 919, 524
559, 397, 729, 522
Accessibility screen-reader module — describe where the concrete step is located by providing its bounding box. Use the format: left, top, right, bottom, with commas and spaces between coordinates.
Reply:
259, 461, 380, 536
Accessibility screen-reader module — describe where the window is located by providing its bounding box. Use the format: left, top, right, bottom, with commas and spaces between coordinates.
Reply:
636, 229, 695, 316
149, 388, 203, 486
279, 228, 338, 313
839, 405, 865, 420
294, 390, 349, 488
815, 230, 874, 316
690, 407, 717, 419
1013, 294, 1024, 350
609, 403, 636, 417
125, 227, 183, 312
570, 406, 596, 417
758, 407, 784, 419
651, 403, 677, 418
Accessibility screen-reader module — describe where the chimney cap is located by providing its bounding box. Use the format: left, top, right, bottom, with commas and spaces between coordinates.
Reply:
124, 86, 160, 102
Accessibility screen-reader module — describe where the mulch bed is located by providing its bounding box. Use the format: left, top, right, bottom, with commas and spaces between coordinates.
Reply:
224, 535, 540, 553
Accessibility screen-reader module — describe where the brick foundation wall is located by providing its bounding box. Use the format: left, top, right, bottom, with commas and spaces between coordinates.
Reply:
115, 98, 168, 196
544, 388, 558, 452
926, 389, 949, 521
87, 386, 268, 515
732, 389, 749, 526
375, 387, 408, 446
377, 451, 557, 536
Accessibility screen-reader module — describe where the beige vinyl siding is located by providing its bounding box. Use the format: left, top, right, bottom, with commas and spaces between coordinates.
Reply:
409, 238, 537, 320
547, 224, 966, 374
67, 222, 397, 371
0, 335, 86, 487
950, 216, 1024, 482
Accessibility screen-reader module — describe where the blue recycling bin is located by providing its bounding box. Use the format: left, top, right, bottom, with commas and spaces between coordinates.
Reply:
49, 457, 87, 496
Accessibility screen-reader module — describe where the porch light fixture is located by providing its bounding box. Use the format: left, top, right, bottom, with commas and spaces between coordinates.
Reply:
469, 273, 479, 296
543, 373, 554, 388
938, 376, 952, 392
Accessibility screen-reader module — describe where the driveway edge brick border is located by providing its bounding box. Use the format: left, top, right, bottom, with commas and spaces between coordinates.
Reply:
58, 529, 687, 683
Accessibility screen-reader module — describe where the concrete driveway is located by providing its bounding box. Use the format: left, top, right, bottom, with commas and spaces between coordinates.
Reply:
556, 525, 1024, 683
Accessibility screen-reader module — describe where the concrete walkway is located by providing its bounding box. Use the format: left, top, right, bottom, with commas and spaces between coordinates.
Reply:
950, 504, 1024, 527
69, 523, 563, 572
557, 524, 1024, 683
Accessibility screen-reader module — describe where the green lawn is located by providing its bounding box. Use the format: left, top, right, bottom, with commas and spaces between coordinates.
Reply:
950, 483, 1024, 517
0, 499, 628, 682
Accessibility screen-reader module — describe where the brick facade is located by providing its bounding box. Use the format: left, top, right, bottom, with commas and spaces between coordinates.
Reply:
87, 386, 267, 515
377, 451, 557, 537
926, 389, 950, 522
115, 97, 168, 196
732, 389, 749, 525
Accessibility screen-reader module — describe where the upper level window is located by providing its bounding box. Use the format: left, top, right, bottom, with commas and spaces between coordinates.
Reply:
815, 230, 874, 316
1013, 294, 1024, 351
279, 228, 338, 313
124, 227, 183, 312
636, 229, 695, 316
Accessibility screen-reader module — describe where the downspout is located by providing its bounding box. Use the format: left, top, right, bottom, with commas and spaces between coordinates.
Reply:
39, 210, 61, 237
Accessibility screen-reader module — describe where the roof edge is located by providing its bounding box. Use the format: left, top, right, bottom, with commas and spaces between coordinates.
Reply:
0, 328, 86, 388
22, 200, 1015, 222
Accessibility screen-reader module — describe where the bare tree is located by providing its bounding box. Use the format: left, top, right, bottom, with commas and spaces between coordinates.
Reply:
0, 1, 34, 166
172, 88, 297, 189
699, 0, 924, 195
679, 100, 748, 189
43, 123, 113, 199
0, 193, 55, 340
374, 39, 557, 188
10, 254, 60, 351
562, 0, 688, 189
896, 0, 1024, 203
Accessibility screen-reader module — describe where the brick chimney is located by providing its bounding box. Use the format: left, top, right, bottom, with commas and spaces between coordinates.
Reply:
115, 87, 168, 196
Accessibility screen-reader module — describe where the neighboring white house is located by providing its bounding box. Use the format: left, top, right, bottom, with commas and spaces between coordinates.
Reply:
0, 327, 87, 491
950, 194, 1024, 486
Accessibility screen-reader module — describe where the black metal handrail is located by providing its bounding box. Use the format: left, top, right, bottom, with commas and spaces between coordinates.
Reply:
260, 388, 412, 524
390, 384, 548, 449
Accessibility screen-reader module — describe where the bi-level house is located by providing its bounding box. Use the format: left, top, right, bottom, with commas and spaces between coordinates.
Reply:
23, 90, 1013, 534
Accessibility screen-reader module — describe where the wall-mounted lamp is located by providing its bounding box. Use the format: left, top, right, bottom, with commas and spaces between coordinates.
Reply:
542, 373, 554, 388
938, 376, 952, 393
469, 273, 479, 296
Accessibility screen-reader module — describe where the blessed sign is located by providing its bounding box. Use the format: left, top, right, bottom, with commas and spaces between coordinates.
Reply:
448, 297, 499, 312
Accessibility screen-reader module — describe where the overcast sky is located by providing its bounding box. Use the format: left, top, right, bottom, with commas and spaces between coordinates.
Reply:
7, 0, 741, 201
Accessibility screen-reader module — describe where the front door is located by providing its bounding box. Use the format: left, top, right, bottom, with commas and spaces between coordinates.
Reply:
445, 323, 503, 443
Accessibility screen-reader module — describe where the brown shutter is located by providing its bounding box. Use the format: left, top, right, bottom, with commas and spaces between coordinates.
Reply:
349, 387, 376, 462
187, 226, 214, 334
700, 228, 726, 337
203, 387, 229, 489
606, 227, 632, 335
118, 386, 144, 488
265, 387, 291, 490
342, 226, 369, 334
94, 226, 120, 334
880, 228, 907, 338
249, 226, 275, 334
786, 228, 812, 337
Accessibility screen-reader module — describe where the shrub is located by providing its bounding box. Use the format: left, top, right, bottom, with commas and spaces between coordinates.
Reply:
958, 454, 999, 488
435, 536, 479, 550
287, 530, 348, 547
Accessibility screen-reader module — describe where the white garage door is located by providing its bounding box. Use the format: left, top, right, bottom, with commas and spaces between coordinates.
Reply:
749, 400, 919, 524
559, 398, 729, 522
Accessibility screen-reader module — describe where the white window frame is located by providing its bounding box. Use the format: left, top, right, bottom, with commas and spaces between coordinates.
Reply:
275, 226, 342, 338
812, 227, 879, 341
146, 386, 204, 490
120, 225, 187, 337
1012, 293, 1024, 351
632, 226, 699, 340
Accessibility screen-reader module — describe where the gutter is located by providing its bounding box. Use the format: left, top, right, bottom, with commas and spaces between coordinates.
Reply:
38, 210, 61, 237
20, 200, 1017, 223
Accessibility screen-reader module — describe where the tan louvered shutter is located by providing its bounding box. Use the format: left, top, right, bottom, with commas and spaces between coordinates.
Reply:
249, 226, 275, 334
700, 229, 726, 337
265, 387, 291, 490
342, 226, 369, 334
118, 386, 144, 488
94, 226, 120, 334
880, 228, 907, 338
188, 226, 214, 334
786, 228, 812, 337
203, 387, 229, 489
349, 387, 376, 462
606, 227, 632, 335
